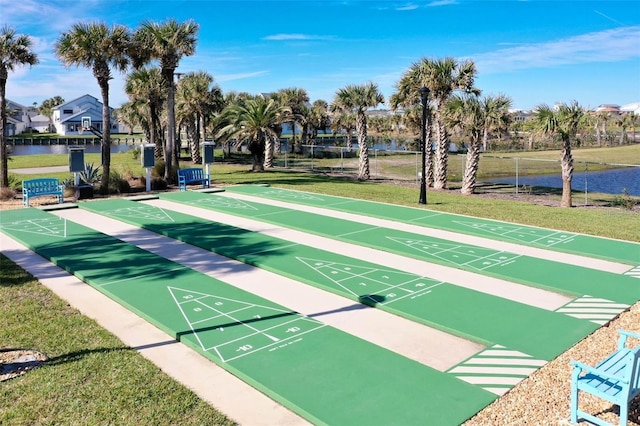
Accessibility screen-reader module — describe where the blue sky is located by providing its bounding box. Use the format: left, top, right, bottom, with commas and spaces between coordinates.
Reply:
3, 0, 639, 111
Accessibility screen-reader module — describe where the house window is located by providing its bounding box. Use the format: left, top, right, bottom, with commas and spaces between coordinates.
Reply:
63, 109, 73, 114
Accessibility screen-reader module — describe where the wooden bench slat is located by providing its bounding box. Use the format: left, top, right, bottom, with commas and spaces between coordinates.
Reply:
570, 330, 640, 426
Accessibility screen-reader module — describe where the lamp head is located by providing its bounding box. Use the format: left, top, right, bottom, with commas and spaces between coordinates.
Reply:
420, 86, 430, 104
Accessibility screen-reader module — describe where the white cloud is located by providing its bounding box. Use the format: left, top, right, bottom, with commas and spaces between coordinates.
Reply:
427, 0, 458, 7
396, 4, 419, 11
471, 26, 640, 74
215, 70, 270, 82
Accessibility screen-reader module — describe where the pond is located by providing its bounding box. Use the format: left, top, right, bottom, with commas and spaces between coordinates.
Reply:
9, 144, 136, 156
488, 167, 640, 196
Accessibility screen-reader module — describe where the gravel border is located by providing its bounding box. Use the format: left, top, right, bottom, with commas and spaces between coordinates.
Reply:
463, 302, 640, 426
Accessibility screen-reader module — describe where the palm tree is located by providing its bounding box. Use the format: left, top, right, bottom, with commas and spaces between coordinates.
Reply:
39, 96, 65, 132
446, 95, 483, 195
278, 88, 309, 154
176, 71, 222, 164
393, 57, 479, 189
616, 113, 636, 145
124, 67, 165, 157
114, 102, 140, 135
0, 26, 38, 188
307, 99, 330, 144
481, 94, 512, 151
55, 22, 130, 193
216, 97, 290, 171
329, 106, 356, 152
446, 94, 511, 195
134, 19, 199, 182
532, 101, 586, 207
332, 83, 384, 180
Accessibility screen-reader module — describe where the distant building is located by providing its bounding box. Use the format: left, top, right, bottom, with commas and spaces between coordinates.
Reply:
620, 102, 640, 115
51, 94, 125, 136
3, 100, 38, 136
594, 104, 621, 114
509, 109, 532, 122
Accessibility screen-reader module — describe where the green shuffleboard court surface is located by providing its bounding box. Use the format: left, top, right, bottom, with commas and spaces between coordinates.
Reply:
0, 207, 496, 425
159, 191, 640, 306
225, 185, 640, 266
80, 198, 599, 375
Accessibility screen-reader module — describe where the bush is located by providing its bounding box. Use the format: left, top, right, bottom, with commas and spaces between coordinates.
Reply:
151, 177, 167, 190
130, 146, 141, 160
0, 186, 16, 201
153, 160, 179, 182
613, 189, 638, 210
108, 170, 130, 194
80, 163, 102, 185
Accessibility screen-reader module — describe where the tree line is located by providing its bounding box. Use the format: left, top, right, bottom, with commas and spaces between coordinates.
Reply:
1, 22, 637, 206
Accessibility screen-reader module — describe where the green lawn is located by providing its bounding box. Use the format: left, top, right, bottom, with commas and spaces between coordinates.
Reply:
0, 255, 236, 425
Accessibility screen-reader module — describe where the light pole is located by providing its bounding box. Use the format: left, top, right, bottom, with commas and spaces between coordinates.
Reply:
419, 86, 429, 205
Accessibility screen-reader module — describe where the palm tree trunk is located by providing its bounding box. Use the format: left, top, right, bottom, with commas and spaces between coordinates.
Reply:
425, 123, 434, 187
434, 114, 449, 189
250, 136, 265, 172
461, 133, 481, 195
560, 135, 573, 208
99, 79, 111, 194
190, 115, 202, 164
356, 113, 369, 180
0, 76, 8, 188
346, 130, 353, 152
164, 70, 176, 182
289, 120, 297, 153
264, 133, 274, 169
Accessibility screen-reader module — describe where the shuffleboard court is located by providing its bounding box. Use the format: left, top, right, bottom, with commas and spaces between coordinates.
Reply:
0, 207, 496, 425
159, 191, 640, 306
225, 185, 640, 266
80, 198, 600, 382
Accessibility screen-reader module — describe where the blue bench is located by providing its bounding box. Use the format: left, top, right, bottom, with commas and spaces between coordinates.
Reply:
571, 329, 640, 426
177, 168, 210, 191
22, 178, 65, 207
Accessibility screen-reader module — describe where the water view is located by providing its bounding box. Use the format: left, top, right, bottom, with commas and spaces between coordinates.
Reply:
489, 167, 640, 196
10, 144, 136, 156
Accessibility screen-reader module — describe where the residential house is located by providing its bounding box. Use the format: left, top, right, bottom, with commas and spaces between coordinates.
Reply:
4, 100, 35, 136
51, 94, 124, 136
29, 114, 52, 133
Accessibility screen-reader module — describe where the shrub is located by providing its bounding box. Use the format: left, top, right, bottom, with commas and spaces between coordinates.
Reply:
0, 186, 16, 201
80, 163, 102, 185
151, 177, 167, 190
613, 189, 638, 211
108, 170, 130, 194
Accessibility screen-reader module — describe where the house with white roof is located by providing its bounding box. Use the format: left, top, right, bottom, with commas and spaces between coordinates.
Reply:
29, 114, 52, 133
51, 94, 124, 136
620, 102, 640, 115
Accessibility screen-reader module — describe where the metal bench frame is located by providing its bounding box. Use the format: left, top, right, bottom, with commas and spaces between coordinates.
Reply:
570, 329, 640, 426
22, 178, 65, 207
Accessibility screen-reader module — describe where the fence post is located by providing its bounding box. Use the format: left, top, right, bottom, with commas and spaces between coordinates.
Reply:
374, 149, 378, 178
584, 162, 589, 206
515, 157, 519, 196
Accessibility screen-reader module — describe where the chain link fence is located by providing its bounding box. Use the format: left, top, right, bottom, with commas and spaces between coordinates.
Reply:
271, 145, 640, 203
